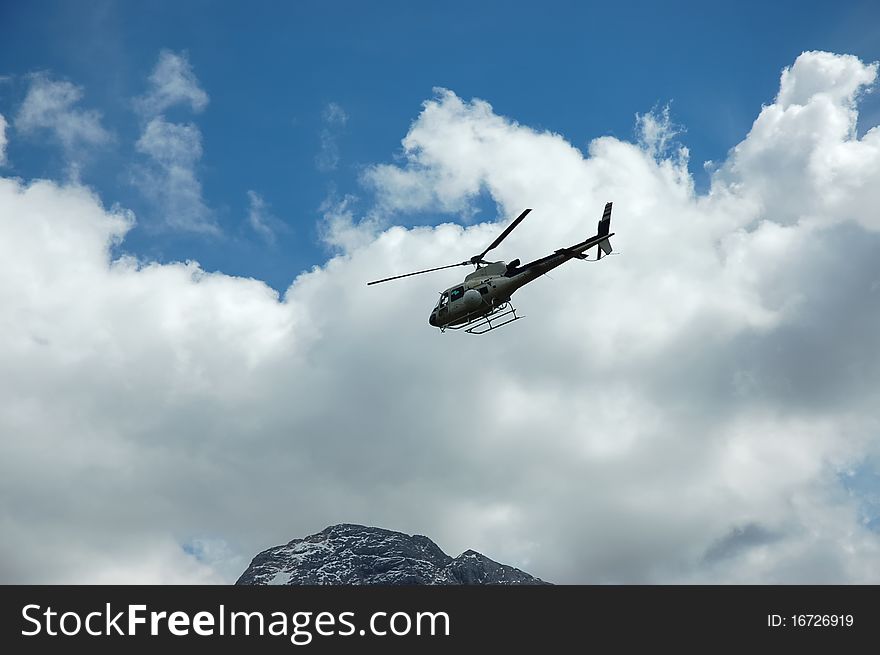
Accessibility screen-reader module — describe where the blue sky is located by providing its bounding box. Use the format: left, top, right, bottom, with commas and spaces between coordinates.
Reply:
3, 0, 878, 291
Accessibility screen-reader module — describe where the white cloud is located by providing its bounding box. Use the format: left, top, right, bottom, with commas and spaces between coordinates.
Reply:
133, 117, 213, 233
136, 117, 202, 166
716, 50, 880, 231
132, 52, 215, 234
1, 51, 880, 584
323, 102, 348, 126
0, 114, 7, 166
14, 73, 111, 167
316, 102, 348, 172
247, 190, 285, 244
136, 50, 209, 117
635, 102, 686, 162
318, 193, 382, 252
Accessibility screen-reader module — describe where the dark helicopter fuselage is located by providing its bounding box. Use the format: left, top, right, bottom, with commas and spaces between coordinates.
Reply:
367, 202, 614, 333
429, 228, 612, 328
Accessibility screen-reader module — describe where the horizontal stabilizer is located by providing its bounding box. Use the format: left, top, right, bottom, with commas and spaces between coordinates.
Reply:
556, 248, 587, 260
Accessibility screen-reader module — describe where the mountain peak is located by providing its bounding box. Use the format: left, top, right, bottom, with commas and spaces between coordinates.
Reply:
236, 524, 548, 585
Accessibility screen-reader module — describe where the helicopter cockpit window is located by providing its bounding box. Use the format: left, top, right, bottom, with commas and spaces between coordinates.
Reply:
449, 286, 465, 302
438, 291, 449, 308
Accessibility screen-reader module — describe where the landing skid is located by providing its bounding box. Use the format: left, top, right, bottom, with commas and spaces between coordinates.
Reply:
441, 301, 523, 335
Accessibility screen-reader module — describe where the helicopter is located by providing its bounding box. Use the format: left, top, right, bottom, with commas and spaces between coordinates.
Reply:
367, 202, 614, 334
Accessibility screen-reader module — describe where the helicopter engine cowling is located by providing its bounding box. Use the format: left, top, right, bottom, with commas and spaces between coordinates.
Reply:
462, 288, 482, 310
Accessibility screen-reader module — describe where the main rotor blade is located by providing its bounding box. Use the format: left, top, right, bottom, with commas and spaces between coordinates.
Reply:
473, 208, 532, 262
366, 261, 469, 286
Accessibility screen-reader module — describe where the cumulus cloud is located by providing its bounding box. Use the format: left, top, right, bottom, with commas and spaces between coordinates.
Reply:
132, 52, 215, 233
716, 50, 880, 231
318, 193, 382, 252
14, 73, 111, 171
1, 51, 880, 584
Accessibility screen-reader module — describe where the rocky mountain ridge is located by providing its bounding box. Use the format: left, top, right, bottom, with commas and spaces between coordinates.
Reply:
236, 523, 548, 585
